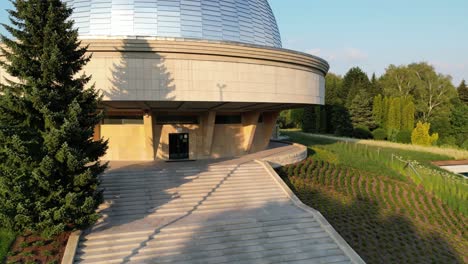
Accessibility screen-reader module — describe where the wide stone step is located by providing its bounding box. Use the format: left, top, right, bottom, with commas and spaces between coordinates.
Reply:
78, 220, 323, 256
76, 236, 340, 264
101, 166, 262, 177
103, 185, 284, 200
100, 170, 265, 180
132, 241, 342, 264
77, 232, 334, 262
104, 186, 283, 202
99, 193, 288, 211
76, 220, 327, 260
82, 214, 316, 242
101, 199, 293, 218
100, 175, 273, 190
100, 195, 285, 211
100, 190, 287, 208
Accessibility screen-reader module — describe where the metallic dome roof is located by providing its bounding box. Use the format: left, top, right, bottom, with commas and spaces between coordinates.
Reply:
63, 0, 282, 48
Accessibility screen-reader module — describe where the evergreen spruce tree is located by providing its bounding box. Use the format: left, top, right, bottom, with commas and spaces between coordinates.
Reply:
302, 106, 317, 133
458, 80, 468, 104
331, 105, 353, 136
369, 73, 382, 98
341, 67, 371, 106
349, 90, 376, 130
0, 0, 108, 237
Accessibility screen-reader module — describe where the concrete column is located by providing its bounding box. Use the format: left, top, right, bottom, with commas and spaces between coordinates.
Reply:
144, 113, 155, 160
242, 111, 260, 153
261, 111, 280, 149
93, 124, 101, 141
201, 111, 216, 157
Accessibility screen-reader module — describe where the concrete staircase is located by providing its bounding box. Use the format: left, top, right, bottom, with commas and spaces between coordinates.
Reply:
73, 162, 355, 264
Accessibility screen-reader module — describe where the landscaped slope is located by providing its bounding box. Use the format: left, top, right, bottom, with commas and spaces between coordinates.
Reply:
282, 131, 468, 216
277, 158, 468, 263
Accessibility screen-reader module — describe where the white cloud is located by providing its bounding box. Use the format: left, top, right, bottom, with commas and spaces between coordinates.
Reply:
343, 48, 368, 61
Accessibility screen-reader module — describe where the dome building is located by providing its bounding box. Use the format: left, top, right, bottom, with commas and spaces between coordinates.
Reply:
2, 0, 329, 161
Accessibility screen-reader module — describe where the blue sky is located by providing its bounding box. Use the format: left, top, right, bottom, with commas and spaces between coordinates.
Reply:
1, 0, 467, 84
269, 0, 467, 85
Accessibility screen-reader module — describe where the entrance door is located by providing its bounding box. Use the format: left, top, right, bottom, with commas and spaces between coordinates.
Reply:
169, 133, 189, 160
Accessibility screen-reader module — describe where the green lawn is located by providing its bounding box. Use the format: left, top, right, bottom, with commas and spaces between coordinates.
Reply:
0, 228, 15, 262
277, 131, 468, 263
282, 130, 468, 215
277, 158, 468, 263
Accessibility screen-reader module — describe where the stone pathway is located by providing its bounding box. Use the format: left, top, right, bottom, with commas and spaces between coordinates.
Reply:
73, 148, 363, 263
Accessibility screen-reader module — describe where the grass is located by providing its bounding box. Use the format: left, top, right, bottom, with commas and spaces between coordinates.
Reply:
0, 228, 16, 262
277, 158, 468, 263
282, 130, 468, 216
283, 130, 468, 160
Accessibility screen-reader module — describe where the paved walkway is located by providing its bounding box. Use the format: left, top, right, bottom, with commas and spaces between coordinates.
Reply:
73, 143, 363, 264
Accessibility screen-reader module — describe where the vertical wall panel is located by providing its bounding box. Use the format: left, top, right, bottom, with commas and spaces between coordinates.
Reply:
64, 0, 282, 48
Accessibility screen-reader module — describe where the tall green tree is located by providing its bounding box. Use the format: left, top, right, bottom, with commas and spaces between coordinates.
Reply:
331, 105, 353, 137
341, 67, 371, 106
325, 73, 343, 105
448, 100, 468, 146
0, 0, 108, 237
349, 90, 376, 130
401, 98, 415, 131
372, 94, 384, 127
380, 64, 416, 97
380, 63, 456, 122
458, 80, 468, 104
386, 97, 401, 138
369, 73, 382, 98
409, 63, 456, 122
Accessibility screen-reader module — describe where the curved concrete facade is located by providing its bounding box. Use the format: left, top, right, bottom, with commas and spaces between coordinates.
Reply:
81, 38, 327, 106
1, 38, 328, 161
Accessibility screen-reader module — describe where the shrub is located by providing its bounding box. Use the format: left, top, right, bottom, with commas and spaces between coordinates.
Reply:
411, 122, 439, 146
353, 126, 373, 139
462, 140, 468, 150
438, 136, 457, 147
372, 128, 387, 140
395, 130, 412, 144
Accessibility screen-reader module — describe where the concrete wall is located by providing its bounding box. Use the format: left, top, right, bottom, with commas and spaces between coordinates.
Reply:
1, 39, 327, 105
83, 52, 325, 105
99, 111, 279, 161
0, 39, 328, 161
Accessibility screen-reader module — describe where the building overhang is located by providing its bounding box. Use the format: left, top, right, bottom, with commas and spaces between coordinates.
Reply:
99, 100, 307, 113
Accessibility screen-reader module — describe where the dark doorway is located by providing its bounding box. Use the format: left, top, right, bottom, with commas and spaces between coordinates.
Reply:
169, 133, 189, 160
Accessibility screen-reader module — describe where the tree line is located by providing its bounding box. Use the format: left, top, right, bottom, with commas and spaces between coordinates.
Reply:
281, 63, 468, 149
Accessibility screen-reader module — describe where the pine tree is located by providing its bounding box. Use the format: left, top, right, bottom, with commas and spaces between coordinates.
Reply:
302, 106, 317, 133
331, 105, 354, 136
370, 73, 382, 98
349, 90, 376, 130
458, 80, 468, 104
341, 67, 371, 106
0, 0, 108, 237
